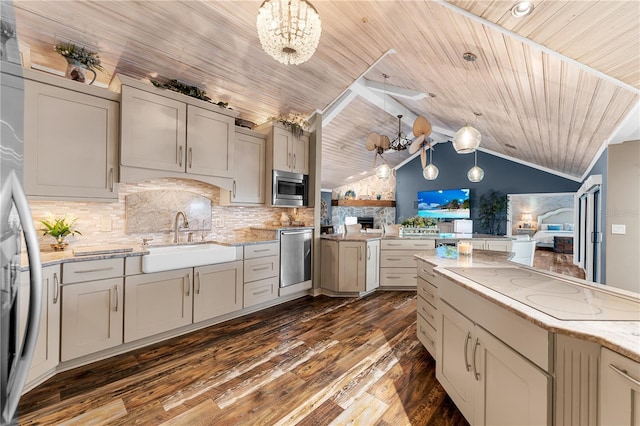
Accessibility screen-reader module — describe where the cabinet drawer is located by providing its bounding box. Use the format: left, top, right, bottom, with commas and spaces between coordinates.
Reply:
417, 277, 438, 305
417, 313, 437, 357
62, 258, 124, 283
379, 268, 417, 287
381, 239, 436, 250
380, 251, 417, 268
244, 242, 279, 259
244, 277, 278, 308
244, 255, 279, 282
417, 295, 437, 327
417, 260, 436, 281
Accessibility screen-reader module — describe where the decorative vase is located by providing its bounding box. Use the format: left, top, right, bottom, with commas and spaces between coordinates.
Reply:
50, 235, 69, 251
64, 59, 96, 85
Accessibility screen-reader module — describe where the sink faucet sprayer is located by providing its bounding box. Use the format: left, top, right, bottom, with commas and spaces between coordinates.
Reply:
173, 211, 189, 244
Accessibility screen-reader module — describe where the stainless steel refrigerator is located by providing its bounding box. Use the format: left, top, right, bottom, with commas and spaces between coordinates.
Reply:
1, 2, 43, 424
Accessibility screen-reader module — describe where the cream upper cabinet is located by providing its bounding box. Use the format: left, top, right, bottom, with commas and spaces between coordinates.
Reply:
120, 85, 186, 173
19, 265, 60, 385
124, 268, 193, 343
115, 75, 238, 187
220, 129, 266, 205
185, 105, 234, 178
256, 121, 310, 175
24, 79, 119, 200
193, 261, 243, 322
600, 347, 640, 426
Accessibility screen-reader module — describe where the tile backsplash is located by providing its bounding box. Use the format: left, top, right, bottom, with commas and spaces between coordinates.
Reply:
28, 178, 313, 251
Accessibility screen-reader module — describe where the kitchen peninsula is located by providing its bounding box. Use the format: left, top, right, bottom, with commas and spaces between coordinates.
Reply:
415, 249, 640, 426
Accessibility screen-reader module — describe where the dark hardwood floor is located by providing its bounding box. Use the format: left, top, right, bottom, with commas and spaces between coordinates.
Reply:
19, 291, 468, 426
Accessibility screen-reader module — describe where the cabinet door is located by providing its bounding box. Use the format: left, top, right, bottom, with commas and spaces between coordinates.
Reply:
437, 300, 474, 422
19, 266, 60, 383
272, 126, 293, 171
193, 262, 243, 323
600, 347, 640, 426
186, 105, 235, 178
24, 80, 119, 199
473, 326, 551, 426
485, 240, 512, 252
366, 240, 380, 291
231, 132, 265, 203
291, 133, 309, 174
61, 278, 123, 361
121, 86, 186, 173
124, 269, 192, 343
320, 240, 339, 292
459, 239, 486, 250
338, 242, 365, 292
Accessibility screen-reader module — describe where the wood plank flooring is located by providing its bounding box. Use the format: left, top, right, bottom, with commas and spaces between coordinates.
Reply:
19, 291, 467, 426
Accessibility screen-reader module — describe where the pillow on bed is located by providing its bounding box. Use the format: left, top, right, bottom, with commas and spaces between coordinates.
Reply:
564, 223, 574, 231
547, 224, 562, 231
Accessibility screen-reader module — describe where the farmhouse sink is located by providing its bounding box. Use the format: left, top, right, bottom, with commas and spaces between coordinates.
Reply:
142, 243, 238, 273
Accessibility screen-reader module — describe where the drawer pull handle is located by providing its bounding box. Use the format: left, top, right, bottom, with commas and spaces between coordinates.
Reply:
252, 266, 271, 272
185, 274, 190, 297
387, 276, 401, 279
473, 338, 480, 381
464, 332, 472, 372
53, 273, 60, 304
253, 248, 270, 253
253, 289, 270, 296
195, 272, 201, 294
114, 286, 119, 312
387, 258, 402, 261
73, 266, 114, 274
178, 145, 183, 167
420, 326, 435, 346
188, 147, 193, 169
387, 243, 402, 246
421, 308, 434, 321
609, 364, 640, 390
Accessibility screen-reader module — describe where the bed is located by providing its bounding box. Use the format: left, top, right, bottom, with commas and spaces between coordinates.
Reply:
532, 207, 575, 248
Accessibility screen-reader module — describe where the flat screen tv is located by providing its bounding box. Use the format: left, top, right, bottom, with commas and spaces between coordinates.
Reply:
418, 188, 470, 219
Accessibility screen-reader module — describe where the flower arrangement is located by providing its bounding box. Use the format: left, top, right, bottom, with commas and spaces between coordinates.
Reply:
151, 79, 229, 108
54, 42, 104, 72
270, 112, 309, 138
40, 214, 81, 246
401, 216, 437, 228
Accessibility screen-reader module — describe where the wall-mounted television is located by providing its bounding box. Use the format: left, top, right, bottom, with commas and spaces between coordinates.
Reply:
418, 188, 470, 219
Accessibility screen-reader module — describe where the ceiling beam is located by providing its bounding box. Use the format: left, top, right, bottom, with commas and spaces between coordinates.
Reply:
363, 78, 427, 100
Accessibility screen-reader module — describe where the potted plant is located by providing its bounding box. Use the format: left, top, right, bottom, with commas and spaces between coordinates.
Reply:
40, 214, 81, 250
477, 190, 508, 235
54, 42, 104, 84
401, 215, 438, 235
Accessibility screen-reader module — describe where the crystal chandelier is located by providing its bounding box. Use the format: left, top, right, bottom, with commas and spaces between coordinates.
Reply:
389, 115, 412, 151
256, 0, 322, 65
467, 151, 485, 182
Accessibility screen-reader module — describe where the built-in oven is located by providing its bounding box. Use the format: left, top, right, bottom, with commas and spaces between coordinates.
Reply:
272, 170, 308, 207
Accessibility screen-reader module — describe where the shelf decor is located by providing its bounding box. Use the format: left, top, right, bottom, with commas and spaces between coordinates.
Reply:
40, 213, 81, 250
54, 42, 104, 85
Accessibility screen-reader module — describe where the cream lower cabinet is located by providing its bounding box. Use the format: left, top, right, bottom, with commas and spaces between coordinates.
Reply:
24, 78, 119, 200
61, 277, 123, 362
19, 265, 60, 384
416, 260, 438, 359
193, 261, 243, 322
600, 347, 640, 425
243, 243, 279, 308
380, 239, 435, 287
220, 128, 266, 205
124, 268, 193, 343
485, 239, 512, 252
320, 239, 379, 293
438, 299, 551, 425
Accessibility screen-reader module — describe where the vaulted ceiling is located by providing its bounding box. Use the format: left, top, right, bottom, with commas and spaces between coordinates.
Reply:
11, 0, 640, 189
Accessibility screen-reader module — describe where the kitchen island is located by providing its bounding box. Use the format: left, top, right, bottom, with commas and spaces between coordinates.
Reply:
415, 249, 640, 426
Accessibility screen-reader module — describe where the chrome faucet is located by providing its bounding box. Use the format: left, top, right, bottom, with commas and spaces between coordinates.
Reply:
173, 211, 189, 244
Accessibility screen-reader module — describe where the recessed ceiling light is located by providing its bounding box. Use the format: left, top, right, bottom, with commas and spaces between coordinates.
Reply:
511, 1, 534, 18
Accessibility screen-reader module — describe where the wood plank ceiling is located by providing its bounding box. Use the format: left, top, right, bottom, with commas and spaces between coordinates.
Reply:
11, 0, 640, 189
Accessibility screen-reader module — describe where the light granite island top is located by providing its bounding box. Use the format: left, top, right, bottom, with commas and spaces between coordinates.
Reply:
415, 249, 640, 362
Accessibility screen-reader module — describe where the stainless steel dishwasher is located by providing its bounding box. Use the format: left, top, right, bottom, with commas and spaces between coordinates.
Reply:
279, 229, 312, 288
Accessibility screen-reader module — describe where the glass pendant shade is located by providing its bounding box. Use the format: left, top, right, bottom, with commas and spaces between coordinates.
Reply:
376, 163, 391, 179
257, 0, 322, 65
467, 151, 484, 182
452, 125, 481, 153
423, 164, 439, 180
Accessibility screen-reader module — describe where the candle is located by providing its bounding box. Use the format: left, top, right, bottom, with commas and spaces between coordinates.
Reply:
458, 241, 473, 256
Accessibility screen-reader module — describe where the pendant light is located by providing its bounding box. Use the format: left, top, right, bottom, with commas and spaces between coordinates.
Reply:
452, 53, 481, 154
423, 145, 438, 180
467, 150, 484, 182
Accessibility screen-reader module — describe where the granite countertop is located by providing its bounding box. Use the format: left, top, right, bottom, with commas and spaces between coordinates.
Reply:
320, 232, 512, 242
250, 225, 315, 232
320, 233, 384, 242
415, 250, 640, 362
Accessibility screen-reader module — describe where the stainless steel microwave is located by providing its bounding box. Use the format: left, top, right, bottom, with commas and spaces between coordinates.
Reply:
272, 170, 308, 207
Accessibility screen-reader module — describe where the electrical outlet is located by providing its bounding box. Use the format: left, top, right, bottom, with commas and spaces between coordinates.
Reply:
611, 224, 626, 235
215, 218, 224, 228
